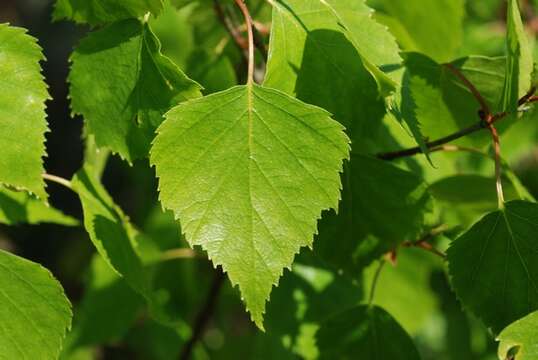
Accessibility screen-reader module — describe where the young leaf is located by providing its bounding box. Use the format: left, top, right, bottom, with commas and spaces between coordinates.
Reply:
316, 305, 421, 359
265, 0, 401, 99
316, 155, 432, 274
0, 249, 72, 359
69, 19, 202, 162
0, 24, 49, 200
447, 200, 538, 333
0, 186, 78, 226
151, 84, 350, 328
53, 0, 164, 26
500, 0, 534, 113
377, 0, 465, 62
497, 310, 538, 360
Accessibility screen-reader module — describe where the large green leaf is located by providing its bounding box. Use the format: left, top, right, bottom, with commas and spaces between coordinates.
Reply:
0, 24, 49, 200
447, 200, 538, 333
0, 186, 78, 226
316, 305, 420, 359
497, 310, 538, 360
69, 19, 201, 162
151, 84, 349, 328
316, 155, 432, 274
53, 0, 164, 26
378, 0, 465, 62
0, 249, 72, 359
265, 0, 401, 99
500, 0, 534, 113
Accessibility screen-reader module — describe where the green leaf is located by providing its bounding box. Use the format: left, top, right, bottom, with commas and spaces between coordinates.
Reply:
447, 200, 538, 333
364, 248, 442, 335
430, 174, 529, 227
316, 305, 421, 359
316, 155, 432, 274
71, 166, 148, 293
69, 19, 201, 162
378, 0, 465, 62
66, 255, 143, 350
255, 250, 363, 359
71, 165, 183, 324
500, 0, 534, 113
0, 24, 49, 200
497, 310, 538, 360
265, 0, 401, 98
0, 186, 78, 226
0, 249, 72, 359
401, 53, 506, 148
151, 84, 350, 328
53, 0, 164, 26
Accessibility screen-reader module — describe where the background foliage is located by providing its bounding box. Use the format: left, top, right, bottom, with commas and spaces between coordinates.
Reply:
2, 0, 538, 359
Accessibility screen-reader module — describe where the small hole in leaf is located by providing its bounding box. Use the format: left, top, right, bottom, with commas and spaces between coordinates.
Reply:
506, 345, 521, 360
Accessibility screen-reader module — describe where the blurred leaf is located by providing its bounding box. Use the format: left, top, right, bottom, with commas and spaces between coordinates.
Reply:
0, 186, 78, 226
53, 0, 164, 26
0, 24, 49, 200
65, 255, 143, 350
316, 155, 432, 274
497, 310, 538, 360
316, 305, 420, 359
430, 174, 528, 227
447, 200, 538, 333
401, 53, 506, 148
69, 19, 201, 162
0, 249, 72, 359
71, 165, 186, 324
364, 248, 442, 335
500, 0, 534, 113
378, 0, 465, 62
255, 251, 362, 359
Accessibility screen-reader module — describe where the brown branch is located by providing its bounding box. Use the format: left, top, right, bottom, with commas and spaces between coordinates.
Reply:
213, 0, 249, 52
377, 91, 535, 161
377, 120, 488, 160
487, 120, 505, 208
180, 269, 226, 360
401, 225, 449, 260
235, 0, 255, 84
444, 63, 491, 115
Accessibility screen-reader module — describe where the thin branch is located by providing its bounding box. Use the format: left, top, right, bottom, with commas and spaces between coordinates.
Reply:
161, 248, 201, 262
487, 122, 505, 208
234, 0, 255, 84
180, 269, 226, 360
377, 90, 535, 161
213, 0, 249, 52
401, 225, 449, 260
444, 63, 491, 115
42, 173, 73, 190
368, 260, 386, 306
377, 120, 488, 160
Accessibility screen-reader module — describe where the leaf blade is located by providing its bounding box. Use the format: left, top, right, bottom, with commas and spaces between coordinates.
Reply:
0, 24, 49, 200
151, 84, 349, 327
0, 250, 72, 359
